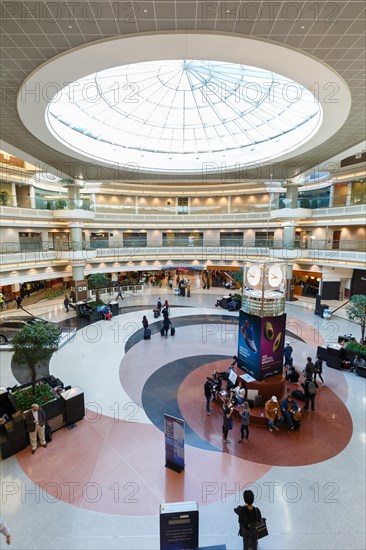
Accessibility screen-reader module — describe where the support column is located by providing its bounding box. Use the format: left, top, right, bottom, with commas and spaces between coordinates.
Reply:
11, 182, 17, 206
227, 195, 231, 214
284, 182, 299, 208
72, 264, 85, 281
29, 185, 35, 209
283, 223, 296, 249
69, 224, 83, 251
346, 183, 352, 206
329, 185, 334, 208
286, 263, 294, 300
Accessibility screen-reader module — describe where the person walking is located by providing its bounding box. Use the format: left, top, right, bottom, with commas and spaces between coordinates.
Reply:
238, 401, 250, 442
24, 403, 47, 454
283, 342, 293, 367
168, 277, 173, 290
0, 293, 5, 310
0, 518, 11, 545
304, 357, 315, 379
15, 295, 22, 309
162, 315, 171, 337
63, 295, 69, 313
115, 286, 124, 300
157, 297, 162, 312
142, 315, 149, 329
222, 398, 233, 443
204, 377, 212, 416
234, 489, 262, 550
302, 376, 319, 411
314, 356, 324, 384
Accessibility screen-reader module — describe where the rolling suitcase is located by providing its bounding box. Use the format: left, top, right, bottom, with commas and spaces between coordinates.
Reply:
45, 423, 52, 443
171, 326, 175, 336
160, 327, 165, 336
153, 308, 160, 318
144, 328, 151, 340
292, 389, 306, 401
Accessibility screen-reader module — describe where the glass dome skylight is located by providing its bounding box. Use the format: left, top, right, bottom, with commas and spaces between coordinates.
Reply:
47, 60, 322, 173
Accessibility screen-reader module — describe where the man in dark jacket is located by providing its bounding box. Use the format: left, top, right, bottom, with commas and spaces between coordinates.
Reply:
25, 403, 47, 454
204, 377, 212, 415
283, 342, 293, 366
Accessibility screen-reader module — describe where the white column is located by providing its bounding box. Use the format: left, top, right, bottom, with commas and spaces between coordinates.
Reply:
283, 223, 296, 248
11, 182, 17, 206
329, 185, 334, 208
29, 185, 35, 208
285, 184, 299, 208
71, 263, 85, 280
227, 195, 231, 214
346, 183, 352, 205
286, 263, 293, 300
69, 224, 83, 250
135, 195, 138, 214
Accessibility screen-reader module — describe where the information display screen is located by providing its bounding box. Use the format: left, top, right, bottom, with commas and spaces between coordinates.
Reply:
164, 414, 185, 472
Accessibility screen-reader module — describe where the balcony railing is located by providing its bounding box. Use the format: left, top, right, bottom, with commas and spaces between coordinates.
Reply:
1, 191, 365, 213
1, 239, 366, 254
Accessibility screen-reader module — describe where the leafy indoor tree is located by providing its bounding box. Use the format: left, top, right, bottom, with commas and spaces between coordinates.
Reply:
346, 294, 366, 344
12, 322, 60, 394
87, 273, 110, 302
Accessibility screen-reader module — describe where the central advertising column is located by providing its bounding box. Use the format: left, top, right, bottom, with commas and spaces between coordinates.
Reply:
238, 261, 287, 381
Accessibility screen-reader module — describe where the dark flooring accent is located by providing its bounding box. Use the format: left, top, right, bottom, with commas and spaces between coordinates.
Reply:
124, 314, 305, 353
142, 355, 229, 452
58, 304, 191, 330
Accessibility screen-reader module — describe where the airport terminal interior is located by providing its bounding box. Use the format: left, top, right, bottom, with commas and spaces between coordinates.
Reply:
0, 1, 365, 549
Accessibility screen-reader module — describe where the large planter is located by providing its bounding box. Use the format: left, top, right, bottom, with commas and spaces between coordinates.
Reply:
10, 383, 63, 418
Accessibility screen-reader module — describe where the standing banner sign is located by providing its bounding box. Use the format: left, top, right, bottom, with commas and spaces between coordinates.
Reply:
164, 414, 185, 473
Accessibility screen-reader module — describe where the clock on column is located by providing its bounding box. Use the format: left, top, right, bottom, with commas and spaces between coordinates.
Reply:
246, 265, 262, 288
267, 265, 283, 288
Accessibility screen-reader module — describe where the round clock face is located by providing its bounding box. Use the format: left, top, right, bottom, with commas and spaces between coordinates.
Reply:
268, 265, 283, 288
246, 265, 261, 287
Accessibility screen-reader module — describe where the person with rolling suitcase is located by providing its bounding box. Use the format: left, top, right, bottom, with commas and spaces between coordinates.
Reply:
162, 316, 172, 338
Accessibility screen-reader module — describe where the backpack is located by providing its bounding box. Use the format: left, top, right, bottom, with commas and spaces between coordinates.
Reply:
308, 380, 316, 395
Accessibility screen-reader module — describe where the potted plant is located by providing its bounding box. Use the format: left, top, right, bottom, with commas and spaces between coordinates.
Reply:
346, 294, 366, 344
12, 382, 56, 412
12, 322, 61, 395
87, 273, 110, 302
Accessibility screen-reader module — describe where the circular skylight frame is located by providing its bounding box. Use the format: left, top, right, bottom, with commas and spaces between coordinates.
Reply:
18, 32, 351, 175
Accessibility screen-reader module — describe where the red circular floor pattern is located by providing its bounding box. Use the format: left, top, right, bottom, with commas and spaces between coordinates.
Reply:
178, 360, 353, 467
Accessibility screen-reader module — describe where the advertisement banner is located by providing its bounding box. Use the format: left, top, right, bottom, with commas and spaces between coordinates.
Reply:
238, 311, 286, 380
164, 414, 185, 473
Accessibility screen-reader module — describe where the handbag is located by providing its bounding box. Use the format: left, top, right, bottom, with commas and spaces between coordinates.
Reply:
293, 410, 302, 422
249, 508, 268, 540
227, 416, 233, 430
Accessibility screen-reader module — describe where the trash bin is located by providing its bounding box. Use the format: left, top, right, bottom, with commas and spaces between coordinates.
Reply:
109, 301, 119, 316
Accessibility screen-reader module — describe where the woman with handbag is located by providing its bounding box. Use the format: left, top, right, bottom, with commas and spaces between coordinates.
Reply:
222, 398, 233, 443
235, 489, 266, 550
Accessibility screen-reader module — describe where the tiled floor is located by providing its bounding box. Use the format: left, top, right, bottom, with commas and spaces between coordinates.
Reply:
0, 282, 365, 549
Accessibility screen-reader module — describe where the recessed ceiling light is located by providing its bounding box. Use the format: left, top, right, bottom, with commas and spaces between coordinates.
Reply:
144, 9, 147, 13
301, 26, 305, 29
68, 25, 72, 29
